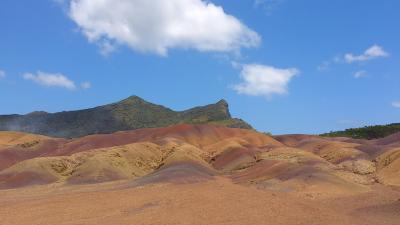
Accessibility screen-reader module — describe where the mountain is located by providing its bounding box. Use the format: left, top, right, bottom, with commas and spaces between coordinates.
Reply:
0, 96, 252, 138
321, 123, 400, 140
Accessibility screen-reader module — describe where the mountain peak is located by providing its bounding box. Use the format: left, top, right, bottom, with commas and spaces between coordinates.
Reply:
116, 95, 150, 106
121, 95, 145, 102
215, 99, 230, 118
0, 95, 252, 138
216, 99, 228, 106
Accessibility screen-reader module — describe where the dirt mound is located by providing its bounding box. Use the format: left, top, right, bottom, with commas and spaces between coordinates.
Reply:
0, 124, 282, 189
0, 124, 280, 173
0, 132, 59, 171
0, 142, 162, 188
0, 131, 50, 148
0, 139, 67, 171
0, 124, 398, 193
0, 139, 214, 188
294, 139, 368, 163
129, 162, 216, 187
60, 124, 282, 155
229, 146, 368, 194
375, 148, 400, 186
374, 132, 400, 146
274, 134, 321, 147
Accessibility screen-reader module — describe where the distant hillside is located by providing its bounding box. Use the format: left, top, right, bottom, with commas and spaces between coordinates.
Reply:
0, 96, 252, 138
321, 123, 400, 140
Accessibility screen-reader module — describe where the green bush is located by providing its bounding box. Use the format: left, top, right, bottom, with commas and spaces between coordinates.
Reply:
321, 123, 400, 140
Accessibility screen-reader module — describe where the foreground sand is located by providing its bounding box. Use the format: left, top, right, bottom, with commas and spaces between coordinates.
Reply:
0, 177, 399, 225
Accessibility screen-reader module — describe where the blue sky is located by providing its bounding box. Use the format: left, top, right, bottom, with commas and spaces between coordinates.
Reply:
0, 0, 399, 134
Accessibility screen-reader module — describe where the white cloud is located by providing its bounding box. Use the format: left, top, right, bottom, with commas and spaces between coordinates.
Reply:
353, 70, 367, 79
234, 64, 299, 98
345, 45, 389, 63
392, 101, 400, 108
67, 0, 261, 56
0, 70, 5, 79
23, 71, 77, 90
80, 81, 91, 89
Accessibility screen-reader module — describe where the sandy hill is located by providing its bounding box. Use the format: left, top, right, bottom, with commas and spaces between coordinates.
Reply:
0, 131, 50, 148
0, 125, 399, 224
0, 124, 399, 190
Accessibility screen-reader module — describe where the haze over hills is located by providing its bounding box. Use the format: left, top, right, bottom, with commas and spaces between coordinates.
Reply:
0, 96, 252, 138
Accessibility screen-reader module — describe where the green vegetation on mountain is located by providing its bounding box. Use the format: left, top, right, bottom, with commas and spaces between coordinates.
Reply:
0, 96, 252, 138
321, 123, 400, 140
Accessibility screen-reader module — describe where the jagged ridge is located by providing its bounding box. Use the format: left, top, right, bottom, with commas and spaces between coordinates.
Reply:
0, 96, 252, 138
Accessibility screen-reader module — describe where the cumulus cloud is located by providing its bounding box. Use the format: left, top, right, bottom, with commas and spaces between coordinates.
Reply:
318, 45, 388, 71
392, 101, 400, 108
67, 0, 261, 56
353, 70, 367, 79
234, 64, 299, 98
23, 71, 77, 90
0, 70, 5, 79
345, 45, 389, 63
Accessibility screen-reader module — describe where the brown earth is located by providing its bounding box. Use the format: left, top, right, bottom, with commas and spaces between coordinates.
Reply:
0, 125, 399, 224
